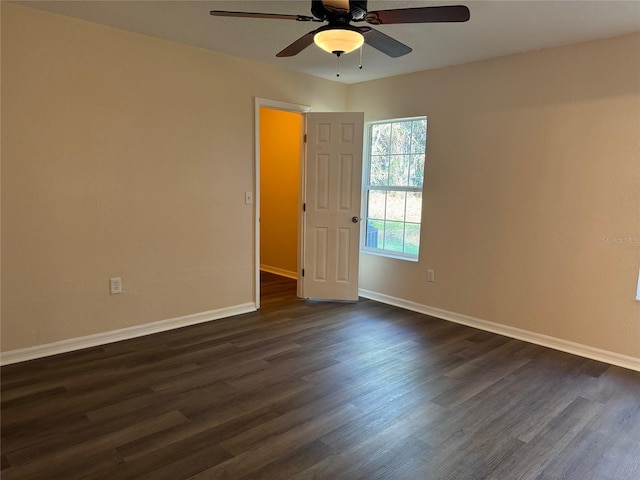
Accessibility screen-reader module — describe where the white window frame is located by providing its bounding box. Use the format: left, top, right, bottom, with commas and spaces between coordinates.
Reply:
360, 116, 427, 262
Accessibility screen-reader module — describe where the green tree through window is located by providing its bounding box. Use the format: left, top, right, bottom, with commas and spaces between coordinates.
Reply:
363, 117, 426, 259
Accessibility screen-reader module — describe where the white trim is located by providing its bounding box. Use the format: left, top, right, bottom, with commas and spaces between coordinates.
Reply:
254, 98, 311, 309
0, 303, 256, 366
360, 248, 420, 262
255, 98, 312, 113
359, 288, 640, 372
260, 264, 298, 279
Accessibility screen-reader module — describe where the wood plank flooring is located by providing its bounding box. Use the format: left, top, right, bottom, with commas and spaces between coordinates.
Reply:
2, 271, 639, 479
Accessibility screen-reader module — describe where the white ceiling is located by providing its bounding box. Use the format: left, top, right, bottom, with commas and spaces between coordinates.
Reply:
18, 0, 640, 84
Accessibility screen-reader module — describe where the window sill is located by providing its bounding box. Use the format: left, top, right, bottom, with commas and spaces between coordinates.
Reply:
360, 248, 419, 262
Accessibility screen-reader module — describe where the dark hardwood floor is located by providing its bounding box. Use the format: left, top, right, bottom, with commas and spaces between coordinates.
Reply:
2, 271, 639, 479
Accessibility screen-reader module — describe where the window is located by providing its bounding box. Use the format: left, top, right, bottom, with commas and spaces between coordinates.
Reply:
361, 117, 427, 260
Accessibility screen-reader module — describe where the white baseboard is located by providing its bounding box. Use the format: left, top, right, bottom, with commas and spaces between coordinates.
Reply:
260, 264, 298, 280
0, 303, 257, 366
4, 292, 637, 372
359, 289, 640, 372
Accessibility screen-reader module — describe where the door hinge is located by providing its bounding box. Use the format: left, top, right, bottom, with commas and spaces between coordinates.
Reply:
302, 269, 305, 277
303, 203, 306, 212
304, 134, 307, 143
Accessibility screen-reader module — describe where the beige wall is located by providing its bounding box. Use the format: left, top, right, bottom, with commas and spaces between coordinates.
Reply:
349, 33, 640, 358
259, 108, 302, 276
0, 4, 347, 351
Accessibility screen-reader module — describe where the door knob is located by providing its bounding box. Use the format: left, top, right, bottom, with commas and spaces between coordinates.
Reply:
352, 216, 359, 223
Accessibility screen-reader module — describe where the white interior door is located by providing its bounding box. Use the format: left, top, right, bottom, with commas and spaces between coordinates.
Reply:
302, 112, 364, 301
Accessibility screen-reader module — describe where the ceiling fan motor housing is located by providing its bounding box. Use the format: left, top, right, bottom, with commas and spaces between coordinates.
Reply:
311, 0, 369, 22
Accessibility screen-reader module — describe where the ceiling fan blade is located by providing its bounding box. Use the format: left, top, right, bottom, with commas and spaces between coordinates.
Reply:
365, 5, 470, 25
360, 27, 412, 58
276, 31, 318, 57
210, 11, 317, 22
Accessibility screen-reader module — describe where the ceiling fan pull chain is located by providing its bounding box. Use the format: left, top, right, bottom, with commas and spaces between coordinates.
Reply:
336, 53, 341, 77
359, 44, 363, 70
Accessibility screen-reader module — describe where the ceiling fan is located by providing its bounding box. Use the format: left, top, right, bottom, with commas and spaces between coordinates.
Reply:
210, 0, 470, 58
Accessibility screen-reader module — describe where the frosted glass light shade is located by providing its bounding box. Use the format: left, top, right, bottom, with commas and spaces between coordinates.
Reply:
314, 29, 364, 54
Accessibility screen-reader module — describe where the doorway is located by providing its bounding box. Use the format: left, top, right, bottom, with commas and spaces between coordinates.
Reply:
259, 108, 303, 279
254, 100, 365, 306
254, 98, 310, 308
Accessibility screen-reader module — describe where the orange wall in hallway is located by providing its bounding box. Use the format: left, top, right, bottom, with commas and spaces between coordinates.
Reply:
260, 108, 302, 276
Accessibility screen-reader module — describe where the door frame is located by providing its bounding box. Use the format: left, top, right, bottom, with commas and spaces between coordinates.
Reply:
254, 97, 311, 308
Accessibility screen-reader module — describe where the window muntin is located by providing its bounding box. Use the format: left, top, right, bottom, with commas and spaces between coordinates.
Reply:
362, 117, 426, 260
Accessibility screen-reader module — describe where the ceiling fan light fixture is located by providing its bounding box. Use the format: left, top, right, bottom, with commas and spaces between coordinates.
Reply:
314, 28, 364, 55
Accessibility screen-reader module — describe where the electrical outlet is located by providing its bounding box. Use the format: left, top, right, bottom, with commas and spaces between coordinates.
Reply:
427, 270, 435, 283
110, 277, 122, 295
245, 192, 253, 205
